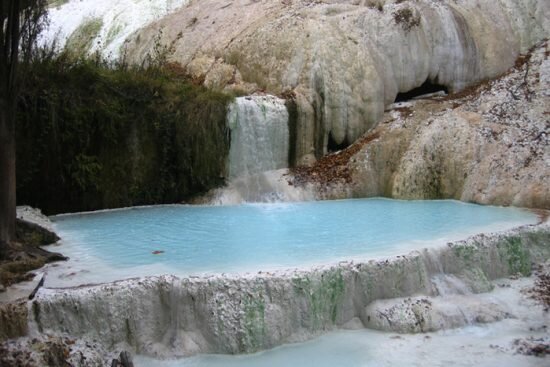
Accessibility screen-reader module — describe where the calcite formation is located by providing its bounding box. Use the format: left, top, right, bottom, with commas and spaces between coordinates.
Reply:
30, 222, 550, 357
289, 39, 550, 209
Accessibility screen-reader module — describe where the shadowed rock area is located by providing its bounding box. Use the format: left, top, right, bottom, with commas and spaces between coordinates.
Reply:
0, 208, 64, 290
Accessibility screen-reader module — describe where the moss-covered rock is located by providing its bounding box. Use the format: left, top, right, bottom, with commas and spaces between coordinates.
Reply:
0, 302, 28, 342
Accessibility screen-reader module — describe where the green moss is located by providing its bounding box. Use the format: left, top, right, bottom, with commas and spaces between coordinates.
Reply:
453, 243, 477, 262
460, 267, 493, 293
526, 231, 550, 258
105, 23, 124, 45
241, 292, 267, 352
48, 0, 69, 8
501, 236, 531, 275
414, 256, 427, 288
293, 270, 345, 329
66, 17, 103, 57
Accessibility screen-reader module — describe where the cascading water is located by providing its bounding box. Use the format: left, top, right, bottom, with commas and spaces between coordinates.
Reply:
227, 95, 289, 179
209, 95, 296, 204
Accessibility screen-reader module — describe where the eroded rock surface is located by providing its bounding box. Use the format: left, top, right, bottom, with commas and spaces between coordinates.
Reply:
125, 0, 549, 163
0, 334, 111, 367
291, 39, 550, 208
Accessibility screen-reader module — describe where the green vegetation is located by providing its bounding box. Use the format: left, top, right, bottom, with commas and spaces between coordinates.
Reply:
501, 236, 531, 275
453, 243, 477, 262
16, 54, 233, 214
293, 269, 345, 329
65, 17, 103, 57
241, 291, 267, 351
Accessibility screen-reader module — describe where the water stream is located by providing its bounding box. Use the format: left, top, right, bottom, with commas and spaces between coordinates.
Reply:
227, 96, 289, 180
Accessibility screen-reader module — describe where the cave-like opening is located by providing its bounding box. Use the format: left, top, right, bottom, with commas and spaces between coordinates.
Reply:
327, 131, 349, 153
394, 79, 448, 102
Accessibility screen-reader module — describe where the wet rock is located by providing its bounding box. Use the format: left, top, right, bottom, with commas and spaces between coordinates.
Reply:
364, 294, 512, 333
524, 262, 550, 311
28, 224, 550, 357
513, 336, 550, 357
0, 302, 28, 342
112, 351, 135, 367
0, 334, 109, 366
125, 0, 548, 164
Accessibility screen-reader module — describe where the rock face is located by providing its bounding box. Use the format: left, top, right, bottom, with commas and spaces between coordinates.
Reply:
41, 1, 550, 209
0, 302, 28, 342
289, 39, 550, 209
42, 0, 189, 58
125, 0, 550, 164
363, 263, 550, 334
30, 223, 550, 357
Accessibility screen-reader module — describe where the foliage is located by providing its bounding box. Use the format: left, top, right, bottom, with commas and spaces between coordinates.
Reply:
16, 53, 233, 214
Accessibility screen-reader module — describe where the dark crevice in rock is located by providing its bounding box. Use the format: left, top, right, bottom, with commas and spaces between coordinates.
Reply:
395, 80, 448, 103
327, 132, 349, 153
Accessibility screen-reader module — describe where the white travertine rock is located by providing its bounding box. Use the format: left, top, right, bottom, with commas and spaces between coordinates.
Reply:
286, 40, 549, 209
123, 0, 549, 163
16, 206, 54, 231
30, 223, 550, 357
43, 0, 549, 171
41, 0, 189, 58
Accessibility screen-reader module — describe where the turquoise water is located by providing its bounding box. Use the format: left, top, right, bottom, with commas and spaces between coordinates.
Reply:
49, 199, 537, 283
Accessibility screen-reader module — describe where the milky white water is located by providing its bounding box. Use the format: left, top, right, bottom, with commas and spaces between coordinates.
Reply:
135, 323, 548, 367
227, 96, 289, 180
43, 198, 538, 287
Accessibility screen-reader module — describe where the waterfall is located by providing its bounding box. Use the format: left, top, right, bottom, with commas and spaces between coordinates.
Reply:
227, 95, 289, 180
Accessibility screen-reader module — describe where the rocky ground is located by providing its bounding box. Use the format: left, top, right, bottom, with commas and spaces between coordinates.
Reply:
0, 334, 110, 367
0, 208, 65, 291
510, 262, 550, 358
